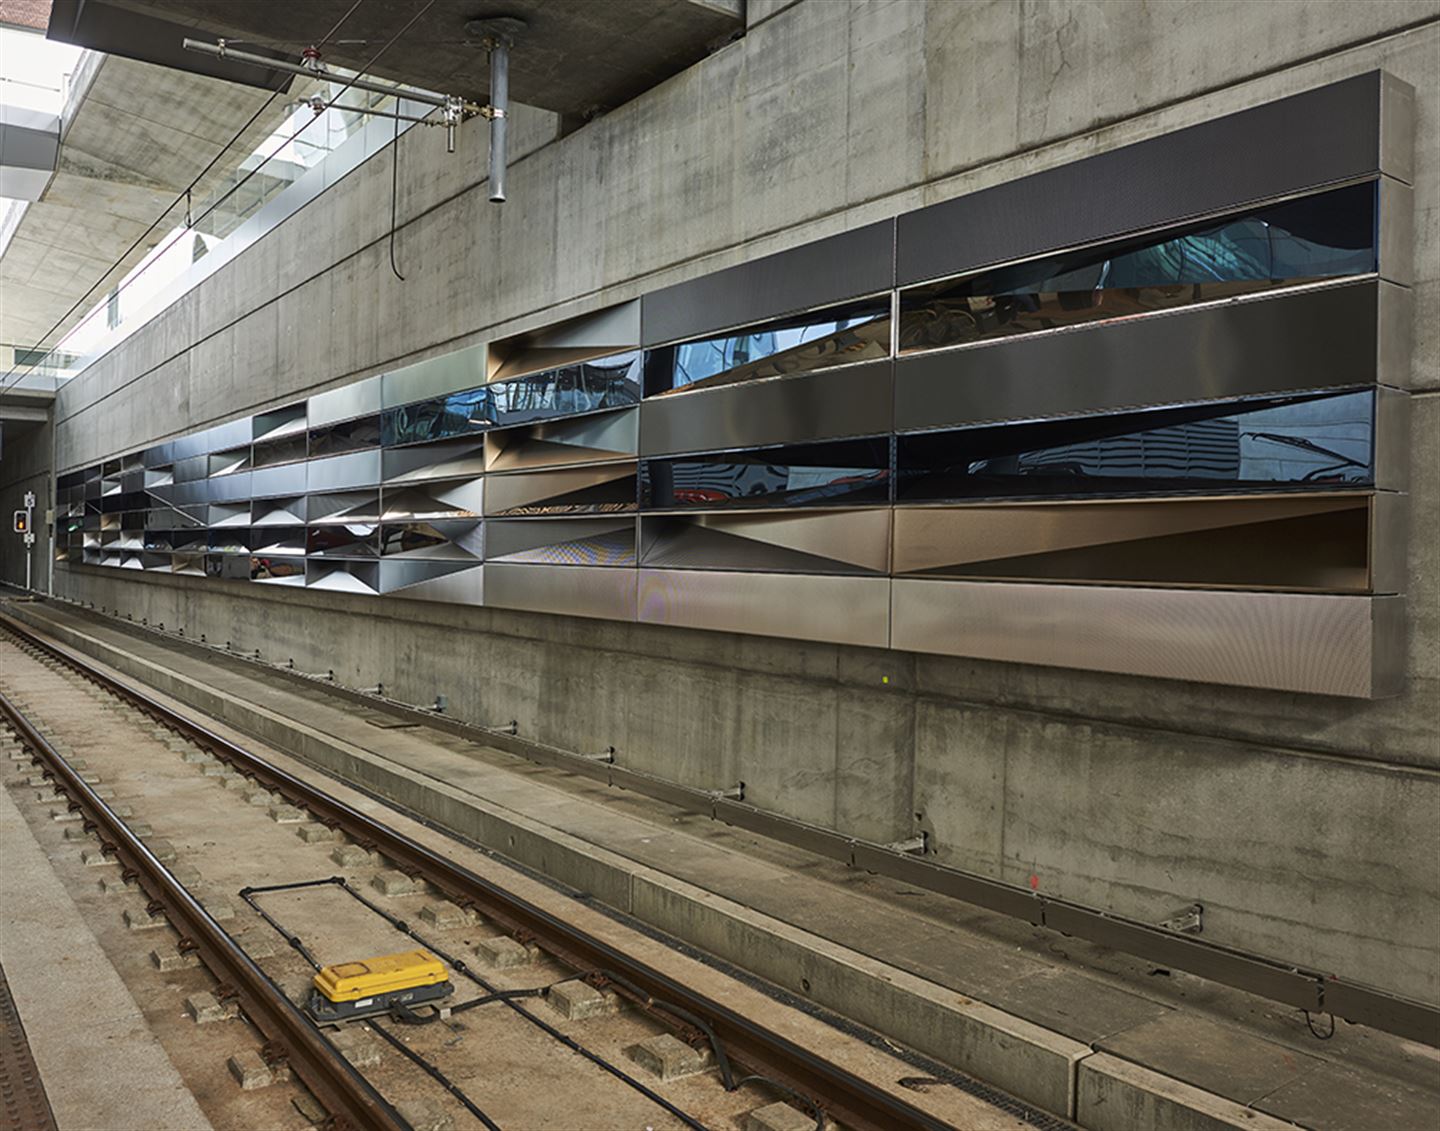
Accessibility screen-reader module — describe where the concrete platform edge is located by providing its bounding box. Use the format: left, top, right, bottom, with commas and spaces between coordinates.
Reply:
5, 602, 1308, 1126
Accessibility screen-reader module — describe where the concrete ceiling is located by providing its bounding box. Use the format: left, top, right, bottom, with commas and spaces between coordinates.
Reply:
90, 0, 744, 118
0, 51, 310, 355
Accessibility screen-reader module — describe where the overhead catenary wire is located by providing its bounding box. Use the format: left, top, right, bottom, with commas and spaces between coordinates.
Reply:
0, 0, 437, 394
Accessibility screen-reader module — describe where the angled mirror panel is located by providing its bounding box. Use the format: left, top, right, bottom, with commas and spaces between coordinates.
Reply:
307, 491, 381, 524
484, 463, 637, 517
380, 479, 484, 520
251, 556, 307, 584
899, 182, 1377, 353
644, 298, 890, 396
489, 351, 643, 426
306, 560, 380, 593
378, 521, 484, 560
893, 494, 1376, 591
485, 518, 636, 567
383, 438, 488, 484
383, 387, 494, 446
641, 437, 891, 510
252, 434, 308, 468
388, 563, 485, 605
253, 403, 307, 442
640, 509, 891, 574
486, 408, 638, 473
897, 389, 1376, 502
640, 361, 892, 457
307, 524, 381, 558
309, 414, 382, 458
378, 559, 482, 594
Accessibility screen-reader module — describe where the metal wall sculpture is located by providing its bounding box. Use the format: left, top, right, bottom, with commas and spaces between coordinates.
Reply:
55, 72, 1415, 698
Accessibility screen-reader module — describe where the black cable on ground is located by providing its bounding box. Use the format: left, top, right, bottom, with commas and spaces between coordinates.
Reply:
330, 877, 712, 1131
367, 1020, 503, 1131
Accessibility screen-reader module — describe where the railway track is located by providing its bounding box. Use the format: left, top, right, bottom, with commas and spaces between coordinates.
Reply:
0, 612, 1026, 1131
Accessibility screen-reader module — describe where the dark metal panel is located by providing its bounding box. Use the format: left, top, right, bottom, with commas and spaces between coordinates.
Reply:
1042, 903, 1322, 1011
1325, 982, 1438, 1046
640, 362, 893, 456
641, 221, 896, 347
895, 281, 1383, 432
897, 72, 1396, 285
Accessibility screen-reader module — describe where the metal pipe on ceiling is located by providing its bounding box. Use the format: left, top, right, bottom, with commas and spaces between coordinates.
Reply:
182, 38, 448, 108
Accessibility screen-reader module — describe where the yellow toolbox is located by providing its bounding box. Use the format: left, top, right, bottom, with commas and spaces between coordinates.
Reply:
308, 949, 453, 1021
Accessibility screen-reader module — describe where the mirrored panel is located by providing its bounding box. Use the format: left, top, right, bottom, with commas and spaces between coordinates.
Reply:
899, 182, 1377, 352
644, 299, 890, 396
383, 387, 494, 446
897, 389, 1376, 501
491, 351, 642, 425
640, 437, 891, 510
309, 414, 383, 458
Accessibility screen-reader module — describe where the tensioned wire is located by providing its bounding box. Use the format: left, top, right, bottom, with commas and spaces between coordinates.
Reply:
0, 0, 437, 393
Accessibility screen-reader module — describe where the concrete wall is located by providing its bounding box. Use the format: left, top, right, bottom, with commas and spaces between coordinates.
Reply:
0, 416, 52, 590
7, 1, 1438, 1002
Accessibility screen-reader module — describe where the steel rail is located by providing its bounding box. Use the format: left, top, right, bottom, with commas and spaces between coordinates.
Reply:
0, 615, 953, 1131
0, 685, 410, 1131
18, 601, 1440, 1050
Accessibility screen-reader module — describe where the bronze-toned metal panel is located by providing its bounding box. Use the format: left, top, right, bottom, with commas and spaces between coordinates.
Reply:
640, 362, 892, 457
641, 510, 891, 574
890, 580, 1397, 698
639, 569, 890, 647
893, 495, 1376, 592
486, 409, 638, 473
895, 280, 1385, 431
485, 563, 636, 622
641, 222, 895, 347
483, 462, 636, 516
897, 72, 1406, 285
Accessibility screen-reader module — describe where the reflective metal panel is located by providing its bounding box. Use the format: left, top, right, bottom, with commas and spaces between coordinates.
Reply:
382, 343, 488, 407
639, 570, 890, 648
208, 472, 252, 504
486, 409, 638, 473
893, 495, 1375, 591
250, 463, 308, 499
489, 352, 642, 426
486, 518, 635, 567
642, 438, 891, 510
642, 221, 895, 346
899, 184, 1377, 352
896, 389, 1377, 501
486, 563, 637, 621
896, 72, 1399, 286
894, 281, 1386, 432
890, 580, 1398, 697
307, 451, 382, 492
484, 463, 636, 516
382, 438, 488, 483
640, 361, 892, 456
377, 559, 481, 594
640, 509, 890, 574
387, 562, 485, 606
308, 376, 382, 427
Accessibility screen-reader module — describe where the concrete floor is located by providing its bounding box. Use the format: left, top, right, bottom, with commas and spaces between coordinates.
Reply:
9, 598, 1439, 1131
